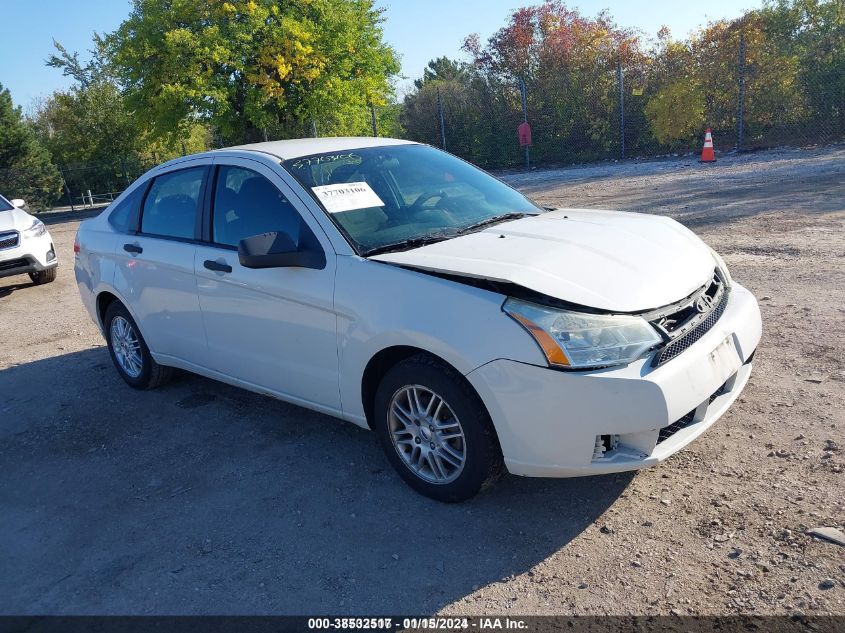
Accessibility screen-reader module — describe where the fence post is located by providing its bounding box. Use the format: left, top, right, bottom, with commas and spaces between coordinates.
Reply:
617, 58, 625, 160
120, 157, 130, 187
370, 105, 378, 137
437, 88, 446, 150
58, 166, 74, 212
519, 79, 530, 169
737, 32, 746, 151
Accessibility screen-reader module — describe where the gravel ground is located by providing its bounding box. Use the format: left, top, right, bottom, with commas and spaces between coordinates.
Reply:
0, 145, 843, 615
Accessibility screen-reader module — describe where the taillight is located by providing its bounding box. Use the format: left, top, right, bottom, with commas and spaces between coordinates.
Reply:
73, 236, 80, 254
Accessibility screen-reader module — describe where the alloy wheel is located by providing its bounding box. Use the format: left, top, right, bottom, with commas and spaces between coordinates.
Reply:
388, 385, 466, 484
110, 316, 143, 378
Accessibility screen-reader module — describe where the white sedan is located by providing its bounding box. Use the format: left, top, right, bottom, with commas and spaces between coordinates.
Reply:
0, 194, 58, 284
74, 138, 761, 501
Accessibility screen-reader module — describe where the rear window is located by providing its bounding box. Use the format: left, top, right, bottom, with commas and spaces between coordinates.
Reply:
140, 167, 205, 240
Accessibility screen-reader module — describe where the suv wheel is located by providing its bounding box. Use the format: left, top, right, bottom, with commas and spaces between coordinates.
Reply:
373, 354, 503, 502
29, 267, 57, 285
104, 302, 172, 390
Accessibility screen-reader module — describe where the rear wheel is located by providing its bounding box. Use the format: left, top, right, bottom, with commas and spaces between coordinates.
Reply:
29, 267, 57, 284
373, 354, 503, 502
104, 302, 172, 390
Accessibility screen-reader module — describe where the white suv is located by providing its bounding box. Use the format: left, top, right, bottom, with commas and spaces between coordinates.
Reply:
74, 138, 761, 501
0, 194, 58, 285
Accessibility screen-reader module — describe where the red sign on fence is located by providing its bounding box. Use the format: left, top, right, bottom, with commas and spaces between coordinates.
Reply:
518, 122, 532, 147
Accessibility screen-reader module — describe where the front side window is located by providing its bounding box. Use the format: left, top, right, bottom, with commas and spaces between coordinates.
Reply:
140, 167, 205, 239
285, 144, 542, 254
212, 166, 305, 248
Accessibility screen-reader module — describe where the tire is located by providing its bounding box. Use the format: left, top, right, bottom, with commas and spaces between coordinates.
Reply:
29, 267, 57, 285
104, 301, 173, 390
373, 353, 503, 502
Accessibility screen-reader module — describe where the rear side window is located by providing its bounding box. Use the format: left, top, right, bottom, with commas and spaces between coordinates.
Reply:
140, 167, 205, 239
107, 184, 146, 232
212, 166, 305, 248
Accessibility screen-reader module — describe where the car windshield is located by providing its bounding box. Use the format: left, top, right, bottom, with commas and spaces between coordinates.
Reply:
285, 144, 543, 254
0, 195, 13, 212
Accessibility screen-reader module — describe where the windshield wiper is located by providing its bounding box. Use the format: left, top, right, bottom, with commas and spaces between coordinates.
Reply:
362, 231, 457, 257
453, 211, 532, 236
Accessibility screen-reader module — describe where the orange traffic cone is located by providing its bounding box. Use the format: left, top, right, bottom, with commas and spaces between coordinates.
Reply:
700, 128, 716, 162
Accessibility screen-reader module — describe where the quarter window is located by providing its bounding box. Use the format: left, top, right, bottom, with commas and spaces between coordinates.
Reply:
108, 183, 146, 232
140, 167, 205, 239
212, 166, 304, 248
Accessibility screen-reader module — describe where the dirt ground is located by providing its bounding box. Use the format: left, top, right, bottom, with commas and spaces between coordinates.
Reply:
1, 145, 843, 615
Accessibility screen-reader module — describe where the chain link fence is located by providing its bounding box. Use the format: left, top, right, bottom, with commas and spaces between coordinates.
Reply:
398, 16, 845, 170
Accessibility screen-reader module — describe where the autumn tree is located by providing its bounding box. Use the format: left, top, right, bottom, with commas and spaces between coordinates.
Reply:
105, 0, 400, 144
462, 1, 644, 163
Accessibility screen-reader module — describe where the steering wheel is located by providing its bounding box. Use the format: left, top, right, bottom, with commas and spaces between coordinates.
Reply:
409, 189, 459, 224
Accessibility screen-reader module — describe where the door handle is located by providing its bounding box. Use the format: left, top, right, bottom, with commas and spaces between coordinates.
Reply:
123, 243, 143, 255
204, 259, 232, 273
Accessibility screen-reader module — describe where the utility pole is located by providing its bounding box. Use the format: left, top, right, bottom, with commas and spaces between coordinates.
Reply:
437, 89, 446, 150
370, 104, 378, 137
737, 32, 746, 151
58, 166, 74, 212
617, 59, 625, 160
519, 78, 530, 169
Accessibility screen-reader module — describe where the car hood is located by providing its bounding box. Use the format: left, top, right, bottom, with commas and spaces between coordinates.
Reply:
0, 207, 35, 232
369, 209, 716, 312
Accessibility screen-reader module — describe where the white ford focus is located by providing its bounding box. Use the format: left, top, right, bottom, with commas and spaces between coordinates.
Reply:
75, 138, 761, 501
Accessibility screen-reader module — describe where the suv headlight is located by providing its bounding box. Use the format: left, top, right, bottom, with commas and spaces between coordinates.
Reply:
23, 218, 47, 238
503, 298, 663, 370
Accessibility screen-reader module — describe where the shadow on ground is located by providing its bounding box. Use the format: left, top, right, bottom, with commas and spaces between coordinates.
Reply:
0, 349, 629, 614
0, 277, 37, 299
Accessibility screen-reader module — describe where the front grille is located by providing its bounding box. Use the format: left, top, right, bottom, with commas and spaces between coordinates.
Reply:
657, 379, 730, 444
658, 410, 696, 443
0, 231, 19, 250
652, 284, 730, 367
0, 257, 30, 272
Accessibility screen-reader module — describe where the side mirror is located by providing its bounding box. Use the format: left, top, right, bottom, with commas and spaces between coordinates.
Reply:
238, 231, 325, 270
10, 199, 27, 210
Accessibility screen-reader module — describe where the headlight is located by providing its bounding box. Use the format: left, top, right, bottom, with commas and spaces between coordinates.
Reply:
711, 248, 732, 287
503, 299, 663, 370
23, 218, 47, 238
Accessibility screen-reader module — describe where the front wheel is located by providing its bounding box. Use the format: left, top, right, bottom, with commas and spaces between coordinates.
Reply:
29, 267, 57, 284
373, 354, 503, 502
104, 301, 172, 390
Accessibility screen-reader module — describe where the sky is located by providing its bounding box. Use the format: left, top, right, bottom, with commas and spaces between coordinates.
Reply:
0, 0, 761, 109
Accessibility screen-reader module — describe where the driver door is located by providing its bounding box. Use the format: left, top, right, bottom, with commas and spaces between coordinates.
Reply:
193, 157, 340, 413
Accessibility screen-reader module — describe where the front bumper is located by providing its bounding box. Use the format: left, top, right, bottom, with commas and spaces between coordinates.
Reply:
466, 282, 762, 477
0, 231, 57, 279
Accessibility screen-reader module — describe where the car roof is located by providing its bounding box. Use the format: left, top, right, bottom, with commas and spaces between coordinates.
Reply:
222, 136, 418, 161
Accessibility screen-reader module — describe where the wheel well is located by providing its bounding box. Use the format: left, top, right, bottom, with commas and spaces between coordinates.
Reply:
96, 291, 120, 329
361, 346, 461, 430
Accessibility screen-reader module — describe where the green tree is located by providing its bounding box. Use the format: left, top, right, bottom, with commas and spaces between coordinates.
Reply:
105, 0, 400, 144
0, 83, 62, 210
36, 39, 210, 198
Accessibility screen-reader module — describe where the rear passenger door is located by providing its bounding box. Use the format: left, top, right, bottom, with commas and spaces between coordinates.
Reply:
193, 158, 340, 412
114, 163, 210, 366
